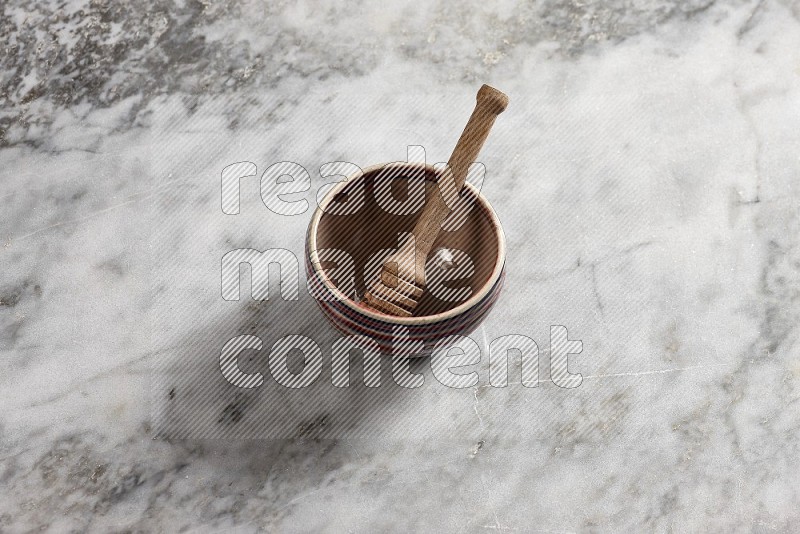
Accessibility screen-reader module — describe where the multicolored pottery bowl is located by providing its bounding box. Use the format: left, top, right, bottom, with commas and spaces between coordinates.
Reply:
306, 162, 505, 356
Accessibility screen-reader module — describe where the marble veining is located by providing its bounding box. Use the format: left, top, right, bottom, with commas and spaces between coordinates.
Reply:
1, 0, 799, 531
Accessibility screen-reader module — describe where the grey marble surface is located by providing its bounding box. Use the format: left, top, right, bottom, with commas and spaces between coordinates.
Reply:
2, 0, 800, 531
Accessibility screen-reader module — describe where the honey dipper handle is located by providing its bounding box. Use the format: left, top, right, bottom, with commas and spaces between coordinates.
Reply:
447, 84, 509, 192
409, 85, 508, 271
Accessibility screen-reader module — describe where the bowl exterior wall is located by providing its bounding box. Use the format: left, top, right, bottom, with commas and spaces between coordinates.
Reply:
305, 254, 505, 355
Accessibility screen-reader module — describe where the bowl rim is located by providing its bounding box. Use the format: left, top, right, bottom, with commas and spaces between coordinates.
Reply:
307, 161, 506, 325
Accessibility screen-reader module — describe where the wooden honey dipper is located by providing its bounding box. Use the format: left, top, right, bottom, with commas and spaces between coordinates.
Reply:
362, 84, 508, 317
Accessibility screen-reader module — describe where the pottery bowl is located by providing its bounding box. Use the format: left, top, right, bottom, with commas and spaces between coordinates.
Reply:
306, 162, 505, 356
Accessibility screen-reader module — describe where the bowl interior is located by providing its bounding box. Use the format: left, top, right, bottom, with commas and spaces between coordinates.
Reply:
312, 163, 503, 319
